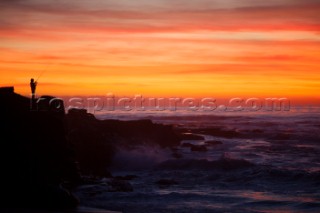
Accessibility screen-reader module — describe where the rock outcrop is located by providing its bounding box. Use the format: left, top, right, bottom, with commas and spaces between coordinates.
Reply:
0, 87, 182, 210
65, 108, 181, 176
0, 88, 80, 210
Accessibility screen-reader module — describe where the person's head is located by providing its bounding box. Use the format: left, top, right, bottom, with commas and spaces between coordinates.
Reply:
31, 78, 34, 83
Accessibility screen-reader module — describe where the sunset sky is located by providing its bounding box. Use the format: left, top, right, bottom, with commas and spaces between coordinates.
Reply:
1, 0, 320, 103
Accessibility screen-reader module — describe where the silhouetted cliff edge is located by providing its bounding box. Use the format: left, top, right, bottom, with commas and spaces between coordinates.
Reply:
0, 88, 181, 210
0, 87, 80, 210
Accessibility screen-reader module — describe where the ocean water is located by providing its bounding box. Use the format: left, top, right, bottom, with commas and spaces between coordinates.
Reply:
74, 109, 320, 213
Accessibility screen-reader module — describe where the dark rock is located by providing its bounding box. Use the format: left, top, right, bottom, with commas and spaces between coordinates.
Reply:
269, 133, 291, 140
181, 142, 194, 147
36, 95, 65, 116
0, 88, 182, 209
156, 157, 255, 171
114, 175, 138, 181
107, 179, 133, 192
172, 152, 183, 159
66, 109, 115, 178
0, 89, 80, 210
155, 179, 178, 186
66, 108, 181, 175
98, 118, 181, 148
178, 133, 205, 141
0, 86, 14, 94
190, 145, 208, 152
80, 176, 106, 185
181, 142, 208, 152
205, 140, 223, 146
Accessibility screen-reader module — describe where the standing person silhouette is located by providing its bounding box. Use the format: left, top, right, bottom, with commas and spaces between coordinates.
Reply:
30, 78, 37, 100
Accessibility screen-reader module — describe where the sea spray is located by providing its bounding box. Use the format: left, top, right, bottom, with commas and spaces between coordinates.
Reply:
110, 145, 172, 171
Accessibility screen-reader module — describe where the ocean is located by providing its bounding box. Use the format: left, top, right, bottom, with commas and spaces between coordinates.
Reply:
74, 108, 320, 213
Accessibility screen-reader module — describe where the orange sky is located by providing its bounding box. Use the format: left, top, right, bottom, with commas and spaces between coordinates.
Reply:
1, 0, 320, 104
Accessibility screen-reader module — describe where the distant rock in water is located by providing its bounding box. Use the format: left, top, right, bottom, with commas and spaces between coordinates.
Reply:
190, 145, 208, 152
155, 179, 179, 187
205, 140, 223, 146
181, 143, 208, 152
107, 179, 133, 192
181, 142, 194, 147
178, 132, 205, 141
156, 157, 255, 171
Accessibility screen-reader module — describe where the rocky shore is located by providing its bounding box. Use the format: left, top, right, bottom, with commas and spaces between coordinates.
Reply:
0, 87, 182, 211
